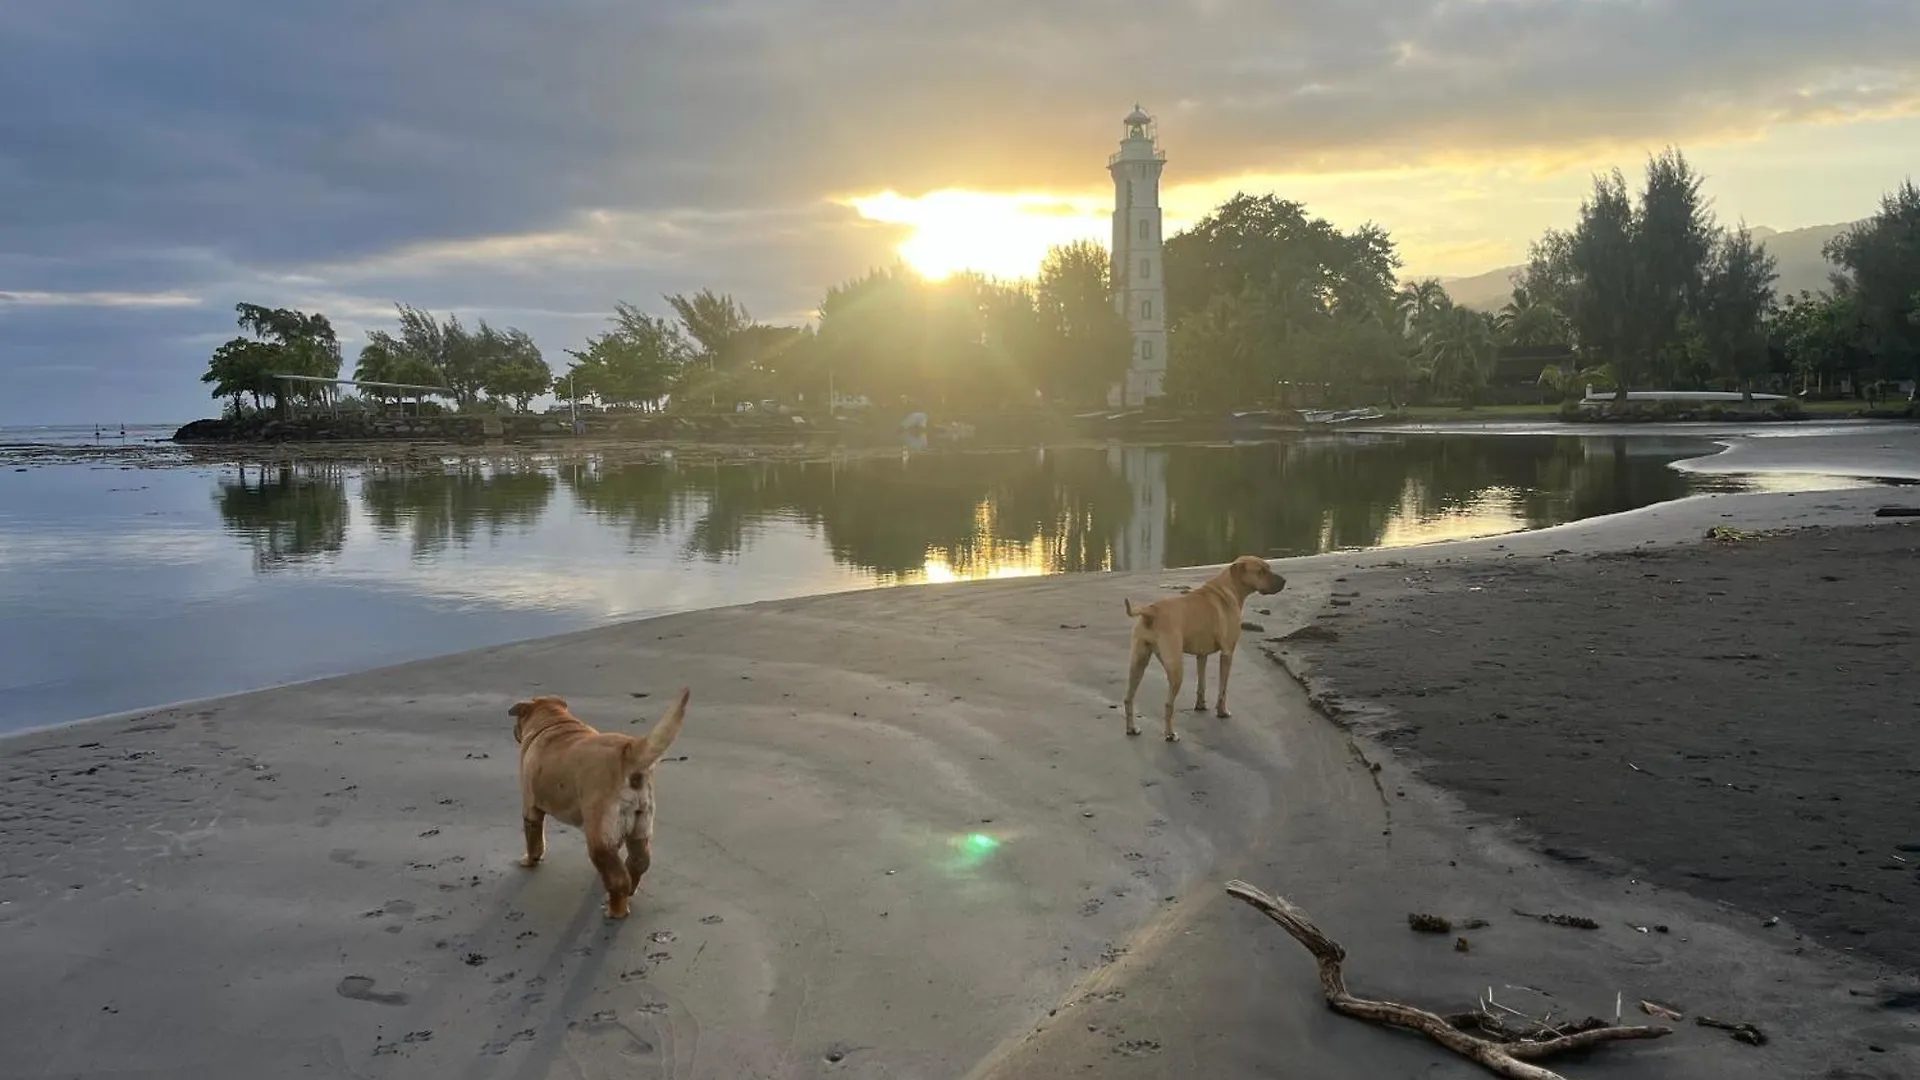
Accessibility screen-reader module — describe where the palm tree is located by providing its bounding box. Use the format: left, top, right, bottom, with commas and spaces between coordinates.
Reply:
1395, 278, 1451, 338
1495, 286, 1568, 346
1420, 306, 1497, 402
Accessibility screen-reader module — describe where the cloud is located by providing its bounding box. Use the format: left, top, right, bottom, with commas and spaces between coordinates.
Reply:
0, 290, 201, 308
1, 0, 1916, 424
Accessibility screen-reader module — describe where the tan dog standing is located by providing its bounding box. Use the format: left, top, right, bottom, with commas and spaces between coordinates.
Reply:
1123, 555, 1286, 741
510, 689, 690, 919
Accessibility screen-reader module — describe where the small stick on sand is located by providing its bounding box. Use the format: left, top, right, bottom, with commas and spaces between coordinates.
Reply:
1696, 1015, 1768, 1045
1511, 907, 1601, 930
1226, 880, 1671, 1080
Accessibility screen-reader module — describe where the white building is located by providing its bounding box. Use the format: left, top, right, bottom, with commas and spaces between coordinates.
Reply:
1108, 105, 1168, 409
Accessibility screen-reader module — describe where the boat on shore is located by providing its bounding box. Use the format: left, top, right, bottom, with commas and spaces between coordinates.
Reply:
1298, 406, 1385, 425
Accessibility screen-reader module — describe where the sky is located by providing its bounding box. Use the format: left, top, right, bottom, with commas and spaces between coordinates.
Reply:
2, 0, 1917, 426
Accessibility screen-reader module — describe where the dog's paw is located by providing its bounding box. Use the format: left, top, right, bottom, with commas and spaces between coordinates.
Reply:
1191, 703, 1208, 712
604, 904, 630, 920
517, 856, 541, 869
1215, 708, 1233, 720
1164, 732, 1181, 743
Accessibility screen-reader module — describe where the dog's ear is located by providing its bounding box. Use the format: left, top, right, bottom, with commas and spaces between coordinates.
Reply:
508, 700, 535, 720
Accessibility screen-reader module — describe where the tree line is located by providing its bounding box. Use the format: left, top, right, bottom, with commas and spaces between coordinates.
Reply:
1514, 157, 1918, 403
200, 148, 1920, 418
199, 242, 1132, 418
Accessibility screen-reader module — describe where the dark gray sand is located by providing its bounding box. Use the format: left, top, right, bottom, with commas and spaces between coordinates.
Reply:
3, 486, 1916, 1079
1279, 523, 1920, 973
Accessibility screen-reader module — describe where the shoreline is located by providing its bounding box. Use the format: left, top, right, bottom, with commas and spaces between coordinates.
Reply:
4, 484, 1916, 1079
9, 427, 1916, 741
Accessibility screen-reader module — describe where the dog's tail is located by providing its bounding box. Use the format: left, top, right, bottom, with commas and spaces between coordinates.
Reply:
1124, 598, 1153, 629
625, 687, 690, 774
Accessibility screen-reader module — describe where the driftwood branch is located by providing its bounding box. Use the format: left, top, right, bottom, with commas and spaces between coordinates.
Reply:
1225, 880, 1671, 1080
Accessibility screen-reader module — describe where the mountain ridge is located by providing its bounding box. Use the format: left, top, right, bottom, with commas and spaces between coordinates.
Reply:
1436, 219, 1860, 311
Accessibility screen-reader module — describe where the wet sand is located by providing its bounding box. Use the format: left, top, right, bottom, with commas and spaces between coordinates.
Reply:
1273, 521, 1920, 971
2, 485, 1916, 1079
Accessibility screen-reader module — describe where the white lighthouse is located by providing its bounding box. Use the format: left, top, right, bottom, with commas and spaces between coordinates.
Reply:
1108, 105, 1168, 409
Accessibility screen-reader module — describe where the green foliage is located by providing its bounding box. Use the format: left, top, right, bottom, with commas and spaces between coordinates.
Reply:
1496, 285, 1568, 347
1567, 169, 1639, 389
353, 334, 442, 398
664, 289, 754, 361
1694, 225, 1779, 399
1769, 290, 1874, 394
564, 302, 694, 407
1822, 181, 1920, 399
201, 303, 341, 411
1161, 194, 1404, 407
1506, 148, 1817, 401
1034, 240, 1131, 403
1419, 304, 1498, 402
355, 305, 550, 411
769, 257, 1123, 412
476, 325, 553, 411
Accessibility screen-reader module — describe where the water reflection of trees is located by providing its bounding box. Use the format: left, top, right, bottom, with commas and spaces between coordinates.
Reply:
561, 452, 1136, 577
213, 463, 349, 569
556, 435, 1694, 577
360, 465, 556, 555
1161, 435, 1696, 562
212, 436, 1703, 579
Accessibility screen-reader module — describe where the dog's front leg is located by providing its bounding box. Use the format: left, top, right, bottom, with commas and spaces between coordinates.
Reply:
1161, 652, 1184, 743
1192, 653, 1209, 711
1215, 648, 1235, 719
519, 808, 547, 868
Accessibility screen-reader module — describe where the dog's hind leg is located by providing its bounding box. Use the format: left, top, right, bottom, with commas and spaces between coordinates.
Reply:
623, 835, 652, 897
518, 807, 546, 868
1123, 639, 1152, 737
1160, 646, 1184, 743
1192, 653, 1209, 711
586, 815, 634, 918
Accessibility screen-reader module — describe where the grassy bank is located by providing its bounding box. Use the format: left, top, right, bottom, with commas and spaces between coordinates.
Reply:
1376, 397, 1913, 423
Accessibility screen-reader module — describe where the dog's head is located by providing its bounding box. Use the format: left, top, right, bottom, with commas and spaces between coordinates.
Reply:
509, 695, 571, 745
1229, 555, 1287, 596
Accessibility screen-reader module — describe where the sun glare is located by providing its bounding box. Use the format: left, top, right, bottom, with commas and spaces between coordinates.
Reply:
847, 189, 1111, 282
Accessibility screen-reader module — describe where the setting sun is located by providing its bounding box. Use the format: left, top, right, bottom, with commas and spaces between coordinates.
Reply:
846, 189, 1111, 282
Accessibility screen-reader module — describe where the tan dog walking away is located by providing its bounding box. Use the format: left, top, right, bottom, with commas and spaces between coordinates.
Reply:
1123, 555, 1286, 741
510, 689, 690, 919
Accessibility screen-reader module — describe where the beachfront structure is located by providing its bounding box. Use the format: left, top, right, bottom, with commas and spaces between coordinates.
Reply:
1109, 105, 1168, 409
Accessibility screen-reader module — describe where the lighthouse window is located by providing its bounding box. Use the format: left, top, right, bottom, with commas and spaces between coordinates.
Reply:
1140, 340, 1154, 361
1140, 299, 1152, 320
1136, 220, 1149, 242
1140, 258, 1150, 280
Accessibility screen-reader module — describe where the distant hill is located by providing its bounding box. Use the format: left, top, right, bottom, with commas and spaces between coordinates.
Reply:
1439, 220, 1860, 311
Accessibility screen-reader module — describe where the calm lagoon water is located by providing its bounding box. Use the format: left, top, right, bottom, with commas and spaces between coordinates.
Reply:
0, 432, 1880, 732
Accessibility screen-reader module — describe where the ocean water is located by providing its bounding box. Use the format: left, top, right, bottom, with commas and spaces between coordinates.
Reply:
0, 423, 180, 447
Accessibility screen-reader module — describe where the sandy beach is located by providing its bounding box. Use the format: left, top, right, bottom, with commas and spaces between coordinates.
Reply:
3, 482, 1917, 1079
1274, 522, 1920, 973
